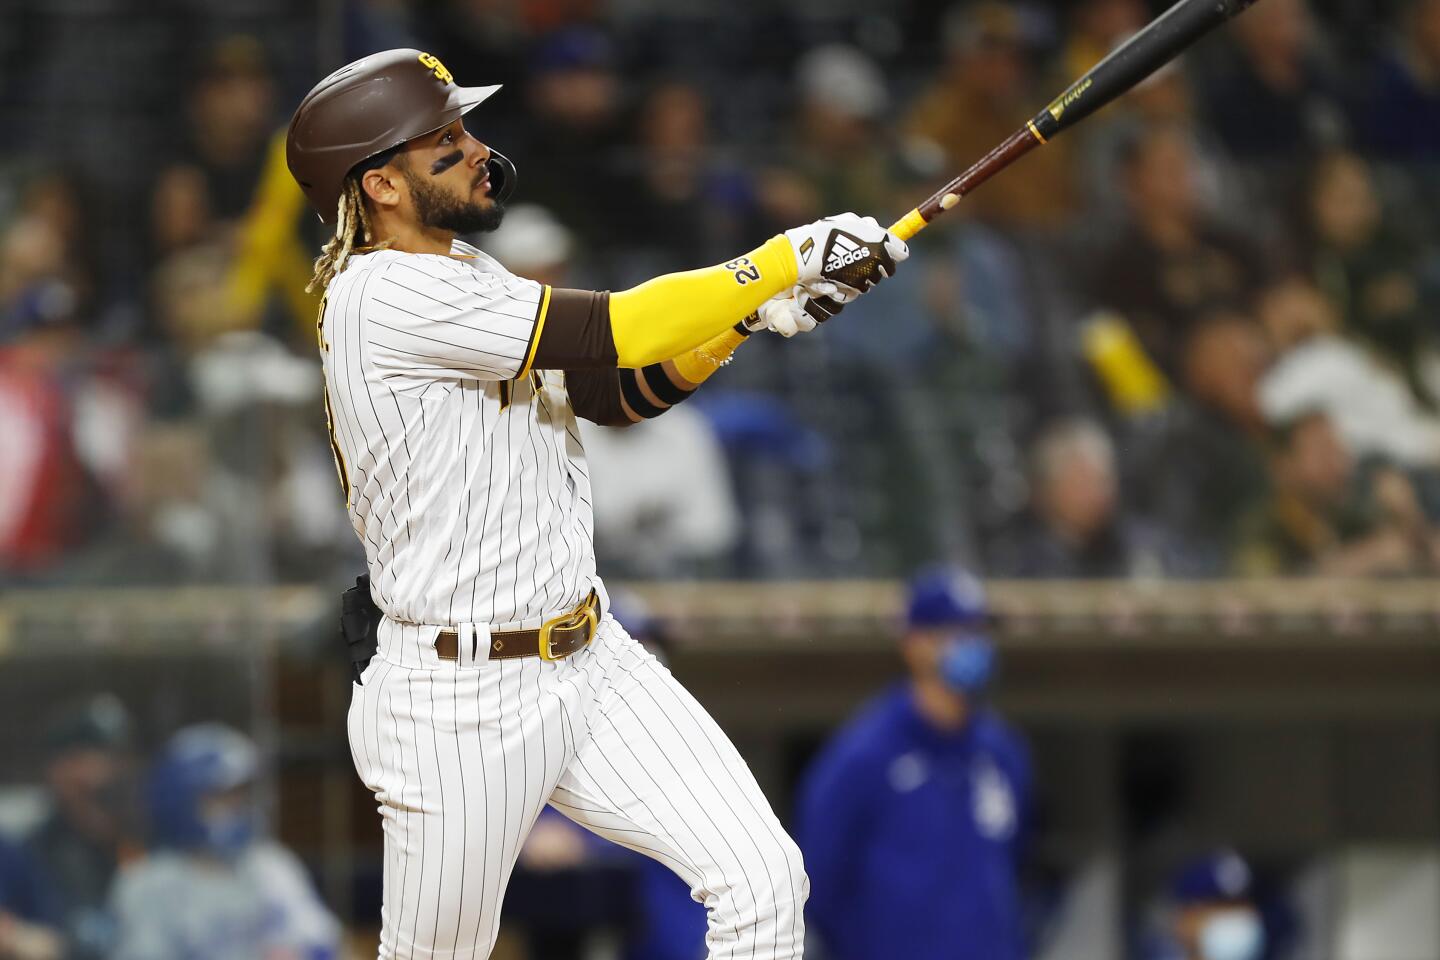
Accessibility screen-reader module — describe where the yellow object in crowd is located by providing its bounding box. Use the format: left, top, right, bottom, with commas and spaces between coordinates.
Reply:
1082, 311, 1170, 415
226, 128, 322, 335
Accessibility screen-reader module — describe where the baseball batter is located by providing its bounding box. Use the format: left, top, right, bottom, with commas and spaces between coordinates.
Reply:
285, 48, 907, 959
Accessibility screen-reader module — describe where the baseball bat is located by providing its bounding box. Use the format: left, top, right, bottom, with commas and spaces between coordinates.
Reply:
889, 0, 1261, 241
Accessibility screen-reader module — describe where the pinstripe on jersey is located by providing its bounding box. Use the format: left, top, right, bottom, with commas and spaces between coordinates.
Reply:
320, 240, 595, 629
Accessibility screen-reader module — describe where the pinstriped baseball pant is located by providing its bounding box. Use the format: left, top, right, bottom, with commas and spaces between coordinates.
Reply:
348, 614, 808, 959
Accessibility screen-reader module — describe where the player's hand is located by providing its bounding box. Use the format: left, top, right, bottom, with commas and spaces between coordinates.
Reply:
743, 281, 849, 338
784, 213, 909, 296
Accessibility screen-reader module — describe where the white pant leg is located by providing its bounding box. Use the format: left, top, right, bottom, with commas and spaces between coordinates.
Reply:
348, 637, 583, 959
549, 619, 809, 960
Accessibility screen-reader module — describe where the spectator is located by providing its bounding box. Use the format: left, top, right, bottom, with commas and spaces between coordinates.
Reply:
1092, 123, 1266, 378
0, 247, 102, 580
1, 174, 95, 329
798, 569, 1031, 960
1059, 0, 1147, 79
110, 724, 339, 960
1301, 150, 1437, 406
0, 696, 141, 960
1137, 315, 1273, 573
511, 27, 629, 249
906, 2, 1079, 232
991, 418, 1171, 579
149, 36, 278, 258
0, 184, 87, 343
757, 45, 895, 233
1074, 58, 1250, 230
1199, 0, 1344, 166
1234, 410, 1440, 576
1356, 0, 1440, 161
614, 80, 761, 273
1180, 314, 1272, 439
1257, 276, 1440, 470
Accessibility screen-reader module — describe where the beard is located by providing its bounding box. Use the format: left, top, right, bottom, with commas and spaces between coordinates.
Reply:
404, 166, 505, 234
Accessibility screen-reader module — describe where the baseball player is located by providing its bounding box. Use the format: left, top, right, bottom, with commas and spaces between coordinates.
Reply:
110, 724, 340, 960
284, 48, 907, 960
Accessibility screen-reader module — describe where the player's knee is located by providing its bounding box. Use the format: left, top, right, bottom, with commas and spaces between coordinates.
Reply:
753, 832, 810, 916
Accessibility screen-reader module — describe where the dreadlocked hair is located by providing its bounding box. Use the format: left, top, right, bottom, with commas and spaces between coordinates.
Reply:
308, 178, 389, 293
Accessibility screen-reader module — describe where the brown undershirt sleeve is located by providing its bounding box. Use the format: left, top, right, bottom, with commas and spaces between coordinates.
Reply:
564, 368, 631, 427
529, 289, 618, 370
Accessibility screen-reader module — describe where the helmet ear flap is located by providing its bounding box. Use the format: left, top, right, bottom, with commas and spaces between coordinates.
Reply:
485, 149, 517, 205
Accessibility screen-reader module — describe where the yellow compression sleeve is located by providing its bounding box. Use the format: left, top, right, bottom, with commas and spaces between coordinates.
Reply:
609, 235, 797, 368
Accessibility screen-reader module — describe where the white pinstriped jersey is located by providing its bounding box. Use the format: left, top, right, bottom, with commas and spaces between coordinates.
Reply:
318, 240, 596, 628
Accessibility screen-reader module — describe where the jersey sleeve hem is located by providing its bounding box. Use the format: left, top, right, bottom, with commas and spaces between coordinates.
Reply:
515, 284, 553, 380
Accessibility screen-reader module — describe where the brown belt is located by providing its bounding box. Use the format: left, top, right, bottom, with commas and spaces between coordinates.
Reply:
436, 590, 600, 662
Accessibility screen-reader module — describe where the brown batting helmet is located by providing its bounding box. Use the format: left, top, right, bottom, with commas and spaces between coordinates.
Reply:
286, 48, 501, 223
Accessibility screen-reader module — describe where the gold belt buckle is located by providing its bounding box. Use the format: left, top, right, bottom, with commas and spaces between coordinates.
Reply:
538, 593, 599, 661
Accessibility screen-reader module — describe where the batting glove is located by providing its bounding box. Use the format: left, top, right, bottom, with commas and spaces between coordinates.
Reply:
743, 282, 850, 338
784, 212, 909, 297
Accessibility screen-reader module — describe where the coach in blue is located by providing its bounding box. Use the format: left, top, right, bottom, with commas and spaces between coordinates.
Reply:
797, 567, 1033, 960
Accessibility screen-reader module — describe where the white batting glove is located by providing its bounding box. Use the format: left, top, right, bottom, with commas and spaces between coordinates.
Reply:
784, 213, 909, 296
743, 292, 812, 338
743, 282, 850, 338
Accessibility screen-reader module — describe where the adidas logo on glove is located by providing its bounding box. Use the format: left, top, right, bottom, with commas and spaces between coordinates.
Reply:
825, 233, 871, 272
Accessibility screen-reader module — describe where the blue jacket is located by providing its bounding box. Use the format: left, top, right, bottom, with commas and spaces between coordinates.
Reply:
797, 686, 1031, 960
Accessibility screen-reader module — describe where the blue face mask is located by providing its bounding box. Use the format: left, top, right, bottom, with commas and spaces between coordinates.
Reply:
1198, 908, 1264, 960
939, 634, 995, 695
202, 809, 257, 859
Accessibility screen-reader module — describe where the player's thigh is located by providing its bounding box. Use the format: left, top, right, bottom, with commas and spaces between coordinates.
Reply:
551, 626, 807, 937
350, 656, 573, 958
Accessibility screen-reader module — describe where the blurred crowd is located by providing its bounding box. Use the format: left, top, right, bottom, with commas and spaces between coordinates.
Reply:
3, 0, 1440, 584
0, 591, 1285, 960
0, 697, 338, 960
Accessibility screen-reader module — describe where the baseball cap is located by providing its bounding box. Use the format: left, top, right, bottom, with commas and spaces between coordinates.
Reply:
1172, 849, 1256, 904
797, 45, 889, 120
43, 694, 135, 758
482, 204, 574, 274
905, 567, 990, 630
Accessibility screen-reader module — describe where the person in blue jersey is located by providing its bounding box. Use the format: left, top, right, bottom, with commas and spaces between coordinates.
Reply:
797, 567, 1032, 960
109, 724, 339, 960
1144, 850, 1266, 960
